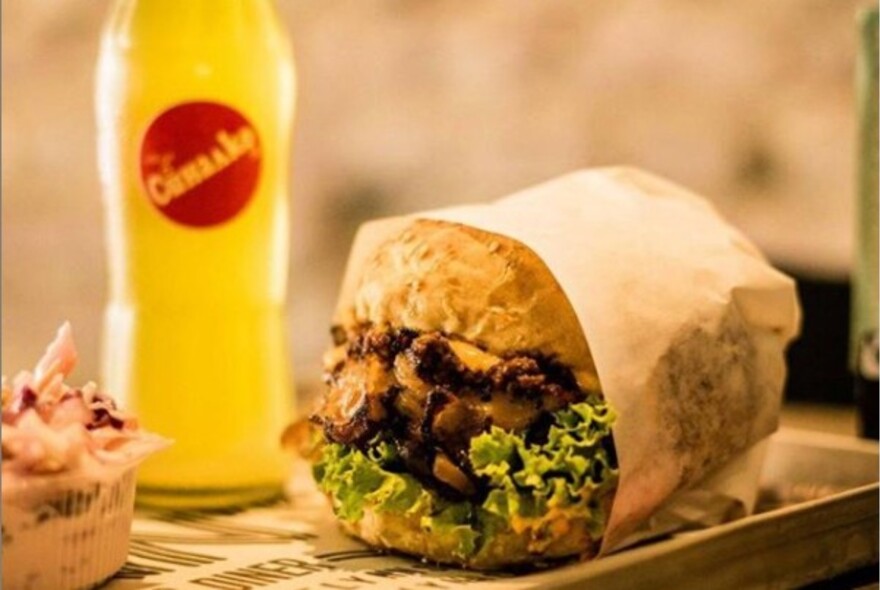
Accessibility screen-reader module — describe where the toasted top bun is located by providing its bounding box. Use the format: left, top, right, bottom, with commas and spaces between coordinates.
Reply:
335, 219, 599, 391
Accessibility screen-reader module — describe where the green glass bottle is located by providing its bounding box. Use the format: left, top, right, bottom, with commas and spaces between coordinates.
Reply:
853, 6, 878, 438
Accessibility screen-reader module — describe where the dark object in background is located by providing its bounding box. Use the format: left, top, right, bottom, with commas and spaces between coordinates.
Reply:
780, 274, 876, 440
784, 276, 853, 405
855, 332, 878, 439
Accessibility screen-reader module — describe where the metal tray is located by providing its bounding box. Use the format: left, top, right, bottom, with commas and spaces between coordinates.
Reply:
519, 429, 879, 590
108, 428, 879, 590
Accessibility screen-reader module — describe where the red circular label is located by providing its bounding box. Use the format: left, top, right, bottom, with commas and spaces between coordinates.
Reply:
140, 101, 261, 227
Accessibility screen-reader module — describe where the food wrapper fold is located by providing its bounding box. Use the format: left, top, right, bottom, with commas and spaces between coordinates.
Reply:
335, 168, 801, 552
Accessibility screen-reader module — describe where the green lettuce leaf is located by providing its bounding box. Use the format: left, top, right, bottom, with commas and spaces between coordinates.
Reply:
313, 395, 618, 558
468, 397, 617, 540
312, 440, 427, 522
420, 502, 481, 558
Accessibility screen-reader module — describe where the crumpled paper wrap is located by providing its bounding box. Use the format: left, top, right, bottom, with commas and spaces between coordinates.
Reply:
335, 168, 801, 553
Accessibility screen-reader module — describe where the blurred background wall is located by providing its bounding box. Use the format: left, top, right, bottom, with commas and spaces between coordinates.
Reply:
1, 0, 865, 397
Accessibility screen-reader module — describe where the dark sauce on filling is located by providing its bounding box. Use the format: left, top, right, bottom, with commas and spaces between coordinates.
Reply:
314, 324, 596, 500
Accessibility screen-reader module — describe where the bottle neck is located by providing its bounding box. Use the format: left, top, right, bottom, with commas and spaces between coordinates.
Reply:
103, 0, 283, 50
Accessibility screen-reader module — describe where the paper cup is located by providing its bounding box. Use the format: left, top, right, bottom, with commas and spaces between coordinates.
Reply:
2, 467, 137, 590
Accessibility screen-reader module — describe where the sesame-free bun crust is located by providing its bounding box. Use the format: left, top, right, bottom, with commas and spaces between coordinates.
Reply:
336, 219, 599, 389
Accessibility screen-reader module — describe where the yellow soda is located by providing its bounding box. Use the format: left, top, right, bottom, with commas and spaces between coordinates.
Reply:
95, 0, 296, 508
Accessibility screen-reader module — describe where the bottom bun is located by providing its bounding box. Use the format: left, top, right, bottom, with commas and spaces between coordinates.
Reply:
339, 503, 601, 570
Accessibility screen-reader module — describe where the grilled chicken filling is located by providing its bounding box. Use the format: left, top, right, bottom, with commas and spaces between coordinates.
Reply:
313, 326, 586, 498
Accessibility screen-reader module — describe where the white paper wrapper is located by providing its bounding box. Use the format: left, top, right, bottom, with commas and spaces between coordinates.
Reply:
335, 168, 801, 553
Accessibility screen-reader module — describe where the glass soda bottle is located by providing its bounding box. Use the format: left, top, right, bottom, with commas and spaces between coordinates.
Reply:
96, 0, 296, 507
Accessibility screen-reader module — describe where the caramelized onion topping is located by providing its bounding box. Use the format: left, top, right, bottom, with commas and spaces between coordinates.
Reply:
312, 325, 589, 497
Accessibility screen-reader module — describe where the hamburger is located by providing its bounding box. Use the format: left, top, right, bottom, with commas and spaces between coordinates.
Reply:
309, 220, 618, 569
